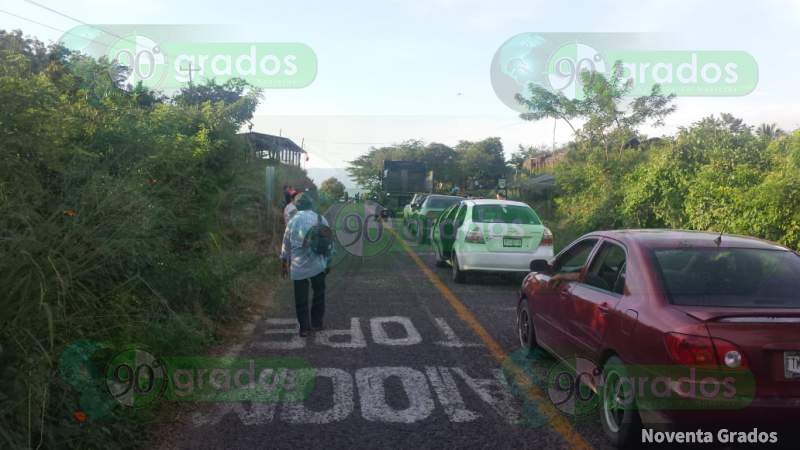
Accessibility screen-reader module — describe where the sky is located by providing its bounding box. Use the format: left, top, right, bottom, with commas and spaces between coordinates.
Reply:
2, 0, 799, 170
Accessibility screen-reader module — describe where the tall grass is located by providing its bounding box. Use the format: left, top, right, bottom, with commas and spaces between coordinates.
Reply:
0, 30, 293, 448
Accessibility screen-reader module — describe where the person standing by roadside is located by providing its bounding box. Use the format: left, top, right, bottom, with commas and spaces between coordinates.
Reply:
280, 193, 331, 337
283, 190, 299, 224
282, 185, 291, 206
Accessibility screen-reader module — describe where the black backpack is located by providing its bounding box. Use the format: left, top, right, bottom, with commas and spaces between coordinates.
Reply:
306, 213, 333, 256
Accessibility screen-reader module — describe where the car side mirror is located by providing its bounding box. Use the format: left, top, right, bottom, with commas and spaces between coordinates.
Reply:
530, 259, 550, 272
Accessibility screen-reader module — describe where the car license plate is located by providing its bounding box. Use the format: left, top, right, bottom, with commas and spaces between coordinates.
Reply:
785, 352, 800, 379
503, 237, 522, 247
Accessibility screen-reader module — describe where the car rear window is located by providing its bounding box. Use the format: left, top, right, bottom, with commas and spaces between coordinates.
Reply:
424, 196, 461, 208
472, 204, 541, 225
652, 248, 800, 308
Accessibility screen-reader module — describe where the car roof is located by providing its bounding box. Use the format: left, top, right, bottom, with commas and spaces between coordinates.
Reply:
589, 229, 790, 251
463, 199, 531, 208
424, 194, 463, 200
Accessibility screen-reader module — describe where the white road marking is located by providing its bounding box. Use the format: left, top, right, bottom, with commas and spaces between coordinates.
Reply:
281, 368, 354, 424
356, 367, 435, 423
451, 368, 522, 425
190, 365, 522, 427
433, 317, 481, 347
254, 318, 305, 349
314, 318, 367, 348
369, 316, 423, 346
425, 366, 479, 422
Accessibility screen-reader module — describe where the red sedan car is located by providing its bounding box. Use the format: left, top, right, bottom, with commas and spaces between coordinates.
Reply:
516, 230, 800, 447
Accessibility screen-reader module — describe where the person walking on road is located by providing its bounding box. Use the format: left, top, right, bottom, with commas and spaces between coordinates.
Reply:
280, 193, 332, 337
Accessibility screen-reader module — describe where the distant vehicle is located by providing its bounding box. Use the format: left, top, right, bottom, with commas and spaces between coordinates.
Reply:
407, 194, 463, 244
402, 193, 428, 225
431, 199, 553, 282
381, 160, 430, 215
517, 230, 800, 447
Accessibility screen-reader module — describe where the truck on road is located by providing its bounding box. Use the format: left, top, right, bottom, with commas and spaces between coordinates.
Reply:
379, 160, 431, 217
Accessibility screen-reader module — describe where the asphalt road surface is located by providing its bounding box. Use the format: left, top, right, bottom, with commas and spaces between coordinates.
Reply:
160, 202, 613, 450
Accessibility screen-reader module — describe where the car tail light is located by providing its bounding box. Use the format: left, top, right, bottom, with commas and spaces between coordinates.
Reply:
465, 227, 485, 244
665, 333, 717, 367
664, 333, 748, 368
712, 337, 749, 369
541, 227, 553, 246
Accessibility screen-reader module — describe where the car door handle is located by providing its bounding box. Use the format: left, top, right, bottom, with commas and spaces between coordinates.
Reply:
598, 302, 611, 315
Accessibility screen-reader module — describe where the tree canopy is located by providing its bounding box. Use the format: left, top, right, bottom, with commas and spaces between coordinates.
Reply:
320, 176, 346, 201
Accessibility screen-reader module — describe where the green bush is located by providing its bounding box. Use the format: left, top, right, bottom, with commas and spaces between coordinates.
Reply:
547, 114, 800, 251
0, 30, 271, 448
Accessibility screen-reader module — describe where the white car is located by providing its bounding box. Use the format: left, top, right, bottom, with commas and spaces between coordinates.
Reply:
430, 199, 554, 283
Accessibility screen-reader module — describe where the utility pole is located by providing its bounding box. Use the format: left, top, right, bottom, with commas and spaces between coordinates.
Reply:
180, 62, 201, 84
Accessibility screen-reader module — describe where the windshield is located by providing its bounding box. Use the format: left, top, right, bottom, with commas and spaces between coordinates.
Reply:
424, 196, 461, 209
652, 248, 800, 308
472, 204, 541, 225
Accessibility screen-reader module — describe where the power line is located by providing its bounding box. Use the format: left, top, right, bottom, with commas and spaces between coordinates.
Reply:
0, 9, 68, 34
0, 8, 117, 48
23, 0, 147, 49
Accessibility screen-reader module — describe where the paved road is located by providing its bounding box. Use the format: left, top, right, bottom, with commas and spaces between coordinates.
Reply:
160, 204, 613, 450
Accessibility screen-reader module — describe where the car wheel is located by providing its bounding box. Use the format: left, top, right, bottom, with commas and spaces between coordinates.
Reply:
600, 356, 641, 448
403, 217, 417, 241
417, 220, 427, 244
452, 252, 466, 283
433, 239, 447, 267
516, 300, 537, 351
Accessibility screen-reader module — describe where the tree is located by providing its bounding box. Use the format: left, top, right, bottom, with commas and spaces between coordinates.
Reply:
455, 138, 507, 189
418, 142, 460, 188
516, 61, 676, 158
174, 78, 262, 127
756, 123, 785, 141
320, 177, 346, 201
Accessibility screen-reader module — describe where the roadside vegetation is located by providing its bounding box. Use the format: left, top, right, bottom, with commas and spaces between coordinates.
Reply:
516, 63, 800, 250
0, 29, 300, 448
348, 62, 800, 252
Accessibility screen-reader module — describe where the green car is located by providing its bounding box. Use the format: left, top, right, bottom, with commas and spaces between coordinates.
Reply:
402, 193, 428, 225
407, 194, 463, 243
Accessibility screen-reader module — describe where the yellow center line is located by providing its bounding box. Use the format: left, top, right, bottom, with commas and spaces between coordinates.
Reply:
388, 225, 593, 450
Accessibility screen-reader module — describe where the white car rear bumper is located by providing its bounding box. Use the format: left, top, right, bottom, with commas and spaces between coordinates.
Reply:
456, 246, 554, 272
